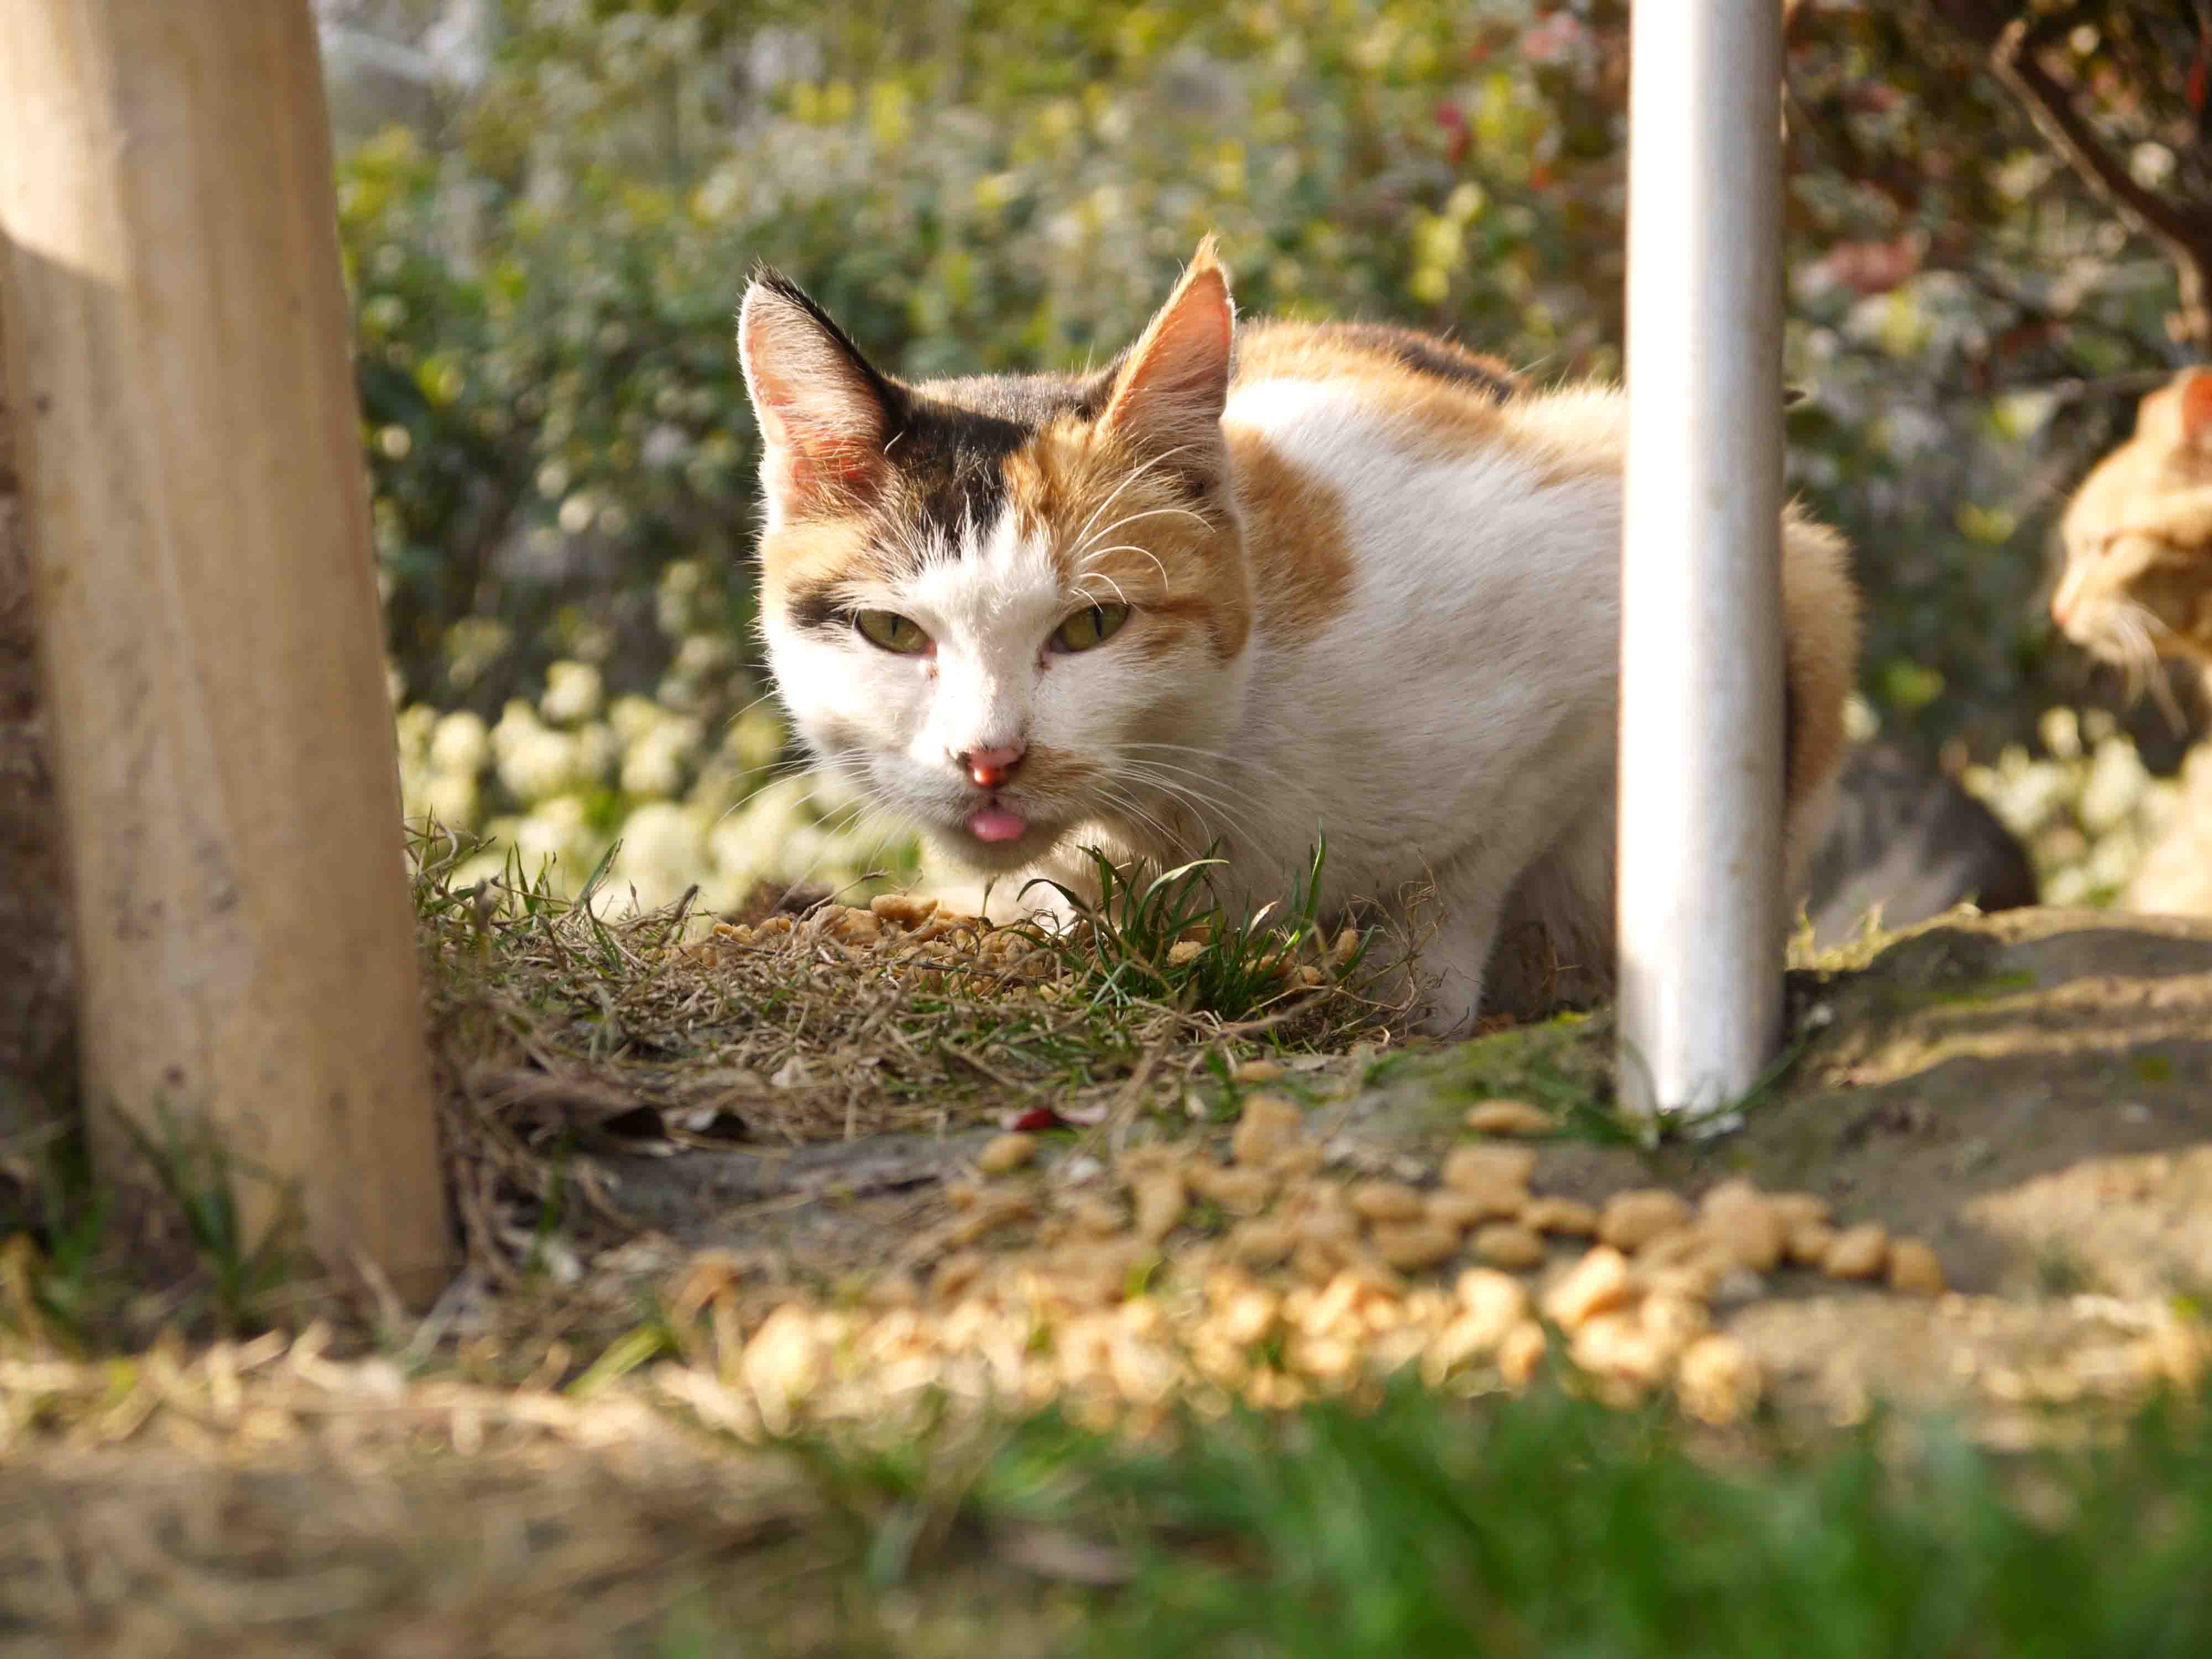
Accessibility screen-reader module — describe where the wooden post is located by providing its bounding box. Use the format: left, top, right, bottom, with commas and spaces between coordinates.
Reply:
1617, 0, 1788, 1120
0, 2, 448, 1295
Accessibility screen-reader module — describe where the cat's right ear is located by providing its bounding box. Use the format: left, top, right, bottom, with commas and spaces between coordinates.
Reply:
1098, 238, 1237, 489
2177, 368, 2212, 449
739, 273, 901, 524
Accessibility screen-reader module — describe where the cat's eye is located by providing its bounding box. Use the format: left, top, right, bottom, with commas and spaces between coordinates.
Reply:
1052, 602, 1132, 654
854, 610, 930, 655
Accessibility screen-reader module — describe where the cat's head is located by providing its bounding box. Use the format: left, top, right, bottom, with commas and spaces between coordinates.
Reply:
2054, 367, 2212, 675
736, 242, 1253, 872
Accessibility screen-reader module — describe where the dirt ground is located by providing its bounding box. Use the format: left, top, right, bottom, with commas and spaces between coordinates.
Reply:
593, 905, 2210, 1431
4, 904, 2210, 1655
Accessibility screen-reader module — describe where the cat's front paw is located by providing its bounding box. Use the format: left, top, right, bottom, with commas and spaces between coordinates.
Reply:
1412, 989, 1484, 1041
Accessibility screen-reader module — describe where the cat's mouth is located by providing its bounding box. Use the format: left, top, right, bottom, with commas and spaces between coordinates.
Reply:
935, 789, 1060, 866
964, 805, 1029, 844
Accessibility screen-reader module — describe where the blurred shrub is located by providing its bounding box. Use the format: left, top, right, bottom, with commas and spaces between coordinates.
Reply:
337, 1, 2199, 904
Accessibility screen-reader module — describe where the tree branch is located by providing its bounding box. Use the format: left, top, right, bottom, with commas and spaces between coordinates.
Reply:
1956, 12, 2212, 349
1989, 17, 2209, 254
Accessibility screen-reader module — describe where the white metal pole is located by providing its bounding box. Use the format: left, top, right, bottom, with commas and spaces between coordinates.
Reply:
1618, 0, 1787, 1120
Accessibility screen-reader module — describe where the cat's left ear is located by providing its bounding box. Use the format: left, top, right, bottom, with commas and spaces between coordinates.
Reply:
2179, 368, 2212, 449
738, 272, 903, 525
1099, 238, 1236, 489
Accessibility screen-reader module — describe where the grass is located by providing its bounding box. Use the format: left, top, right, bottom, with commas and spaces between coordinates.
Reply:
1020, 837, 1379, 1026
632, 1373, 2212, 1658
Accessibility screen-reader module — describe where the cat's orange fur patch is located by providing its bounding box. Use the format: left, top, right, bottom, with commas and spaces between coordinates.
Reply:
759, 515, 893, 606
1228, 432, 1355, 646
1002, 424, 1254, 662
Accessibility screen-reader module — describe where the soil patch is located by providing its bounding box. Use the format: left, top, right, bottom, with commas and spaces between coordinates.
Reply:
597, 906, 2211, 1430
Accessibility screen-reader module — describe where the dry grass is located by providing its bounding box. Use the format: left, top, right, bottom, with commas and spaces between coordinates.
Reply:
414, 826, 1401, 1304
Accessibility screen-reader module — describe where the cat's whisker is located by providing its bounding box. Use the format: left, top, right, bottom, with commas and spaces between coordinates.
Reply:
1063, 446, 1206, 564
1116, 740, 1315, 794
720, 686, 788, 732
1093, 780, 1199, 864
2117, 603, 2190, 732
711, 760, 849, 828
1108, 771, 1223, 841
766, 788, 906, 901
1071, 504, 1213, 570
1076, 542, 1172, 588
1116, 750, 1282, 806
1115, 759, 1277, 828
1110, 763, 1264, 851
1074, 574, 1134, 610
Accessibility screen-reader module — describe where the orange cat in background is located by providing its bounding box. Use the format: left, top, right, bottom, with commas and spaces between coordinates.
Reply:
2053, 369, 2212, 690
2054, 367, 2212, 917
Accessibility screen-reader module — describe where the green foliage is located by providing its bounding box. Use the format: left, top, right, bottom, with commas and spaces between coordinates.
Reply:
338, 2, 2204, 901
113, 1108, 304, 1335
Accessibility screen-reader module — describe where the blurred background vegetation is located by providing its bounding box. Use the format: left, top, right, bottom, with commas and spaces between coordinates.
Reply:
319, 0, 2212, 913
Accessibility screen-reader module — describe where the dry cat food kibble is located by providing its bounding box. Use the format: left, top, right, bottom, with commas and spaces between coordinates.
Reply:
1674, 1334, 1762, 1425
1521, 1196, 1600, 1236
1598, 1190, 1694, 1251
1470, 1222, 1548, 1270
1463, 1099, 1558, 1136
1787, 1222, 1837, 1267
1133, 1173, 1188, 1244
1543, 1245, 1638, 1331
1442, 1143, 1538, 1192
1701, 1191, 1787, 1272
1188, 1164, 1275, 1215
869, 893, 939, 927
1427, 1187, 1523, 1229
1349, 1181, 1426, 1223
1230, 1094, 1305, 1165
1822, 1224, 1890, 1281
655, 1047, 1995, 1434
1370, 1220, 1464, 1271
975, 1133, 1036, 1176
1887, 1238, 1947, 1295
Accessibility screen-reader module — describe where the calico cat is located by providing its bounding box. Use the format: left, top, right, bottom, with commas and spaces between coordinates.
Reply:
737, 240, 1860, 1032
2052, 367, 2212, 691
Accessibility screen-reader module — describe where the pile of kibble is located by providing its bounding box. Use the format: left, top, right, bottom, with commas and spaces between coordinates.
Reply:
659, 1078, 1948, 1438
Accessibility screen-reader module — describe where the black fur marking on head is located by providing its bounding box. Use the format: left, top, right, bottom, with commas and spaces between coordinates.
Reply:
781, 579, 851, 634
884, 372, 1109, 550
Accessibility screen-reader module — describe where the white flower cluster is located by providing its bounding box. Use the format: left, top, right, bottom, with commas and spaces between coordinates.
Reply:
397, 653, 913, 914
1962, 707, 2184, 908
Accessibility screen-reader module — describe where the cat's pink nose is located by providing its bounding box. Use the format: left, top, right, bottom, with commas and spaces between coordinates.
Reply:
960, 743, 1025, 789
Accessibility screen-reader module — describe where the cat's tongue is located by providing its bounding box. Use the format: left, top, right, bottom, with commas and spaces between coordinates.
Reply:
965, 806, 1027, 844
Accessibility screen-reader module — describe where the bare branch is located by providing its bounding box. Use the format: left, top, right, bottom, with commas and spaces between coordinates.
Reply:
1989, 17, 2210, 255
